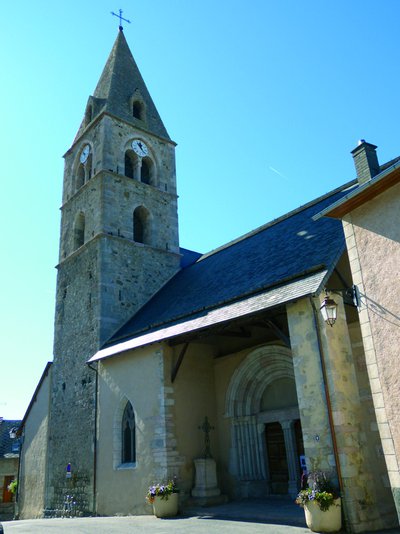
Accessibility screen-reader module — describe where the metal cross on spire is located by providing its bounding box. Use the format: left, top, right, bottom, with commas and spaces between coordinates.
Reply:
111, 9, 131, 31
198, 416, 215, 459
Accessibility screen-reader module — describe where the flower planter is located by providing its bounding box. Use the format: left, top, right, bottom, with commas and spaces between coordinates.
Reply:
304, 498, 341, 533
152, 492, 179, 518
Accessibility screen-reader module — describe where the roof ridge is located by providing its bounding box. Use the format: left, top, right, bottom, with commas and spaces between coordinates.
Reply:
197, 179, 356, 263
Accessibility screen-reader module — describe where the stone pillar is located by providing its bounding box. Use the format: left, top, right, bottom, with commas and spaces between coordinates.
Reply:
133, 158, 141, 181
288, 295, 382, 532
280, 420, 300, 497
287, 298, 335, 471
318, 294, 381, 530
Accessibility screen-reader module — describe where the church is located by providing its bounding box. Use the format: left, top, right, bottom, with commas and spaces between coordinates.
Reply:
16, 29, 400, 533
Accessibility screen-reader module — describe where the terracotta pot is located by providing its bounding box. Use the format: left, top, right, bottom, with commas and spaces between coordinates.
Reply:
152, 492, 179, 518
304, 498, 341, 532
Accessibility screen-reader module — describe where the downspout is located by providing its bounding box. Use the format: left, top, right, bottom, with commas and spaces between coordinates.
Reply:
14, 430, 23, 519
310, 297, 344, 495
87, 361, 98, 516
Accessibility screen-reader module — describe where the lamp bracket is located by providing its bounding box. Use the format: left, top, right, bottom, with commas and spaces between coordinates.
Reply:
326, 284, 360, 308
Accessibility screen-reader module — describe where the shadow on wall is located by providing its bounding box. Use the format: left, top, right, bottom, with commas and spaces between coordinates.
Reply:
361, 293, 400, 329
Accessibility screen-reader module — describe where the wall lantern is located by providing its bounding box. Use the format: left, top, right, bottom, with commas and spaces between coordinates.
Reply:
320, 295, 338, 327
9, 427, 18, 439
320, 285, 360, 327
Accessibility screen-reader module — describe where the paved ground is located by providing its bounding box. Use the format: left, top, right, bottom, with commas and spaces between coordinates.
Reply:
1, 498, 399, 534
1, 515, 310, 534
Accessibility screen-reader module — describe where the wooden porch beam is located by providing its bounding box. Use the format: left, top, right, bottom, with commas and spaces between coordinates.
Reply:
262, 318, 291, 348
171, 342, 189, 383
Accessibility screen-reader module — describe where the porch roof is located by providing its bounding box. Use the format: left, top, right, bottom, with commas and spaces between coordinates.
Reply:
89, 181, 353, 363
89, 268, 329, 362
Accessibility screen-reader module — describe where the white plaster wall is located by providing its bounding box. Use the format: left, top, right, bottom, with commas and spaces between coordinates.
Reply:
171, 343, 220, 497
96, 345, 166, 516
18, 366, 52, 519
214, 348, 247, 494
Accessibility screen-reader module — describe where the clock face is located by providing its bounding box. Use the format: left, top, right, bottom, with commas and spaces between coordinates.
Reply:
80, 144, 90, 164
131, 139, 148, 158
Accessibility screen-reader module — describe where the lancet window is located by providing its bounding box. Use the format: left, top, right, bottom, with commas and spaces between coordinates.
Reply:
121, 401, 136, 464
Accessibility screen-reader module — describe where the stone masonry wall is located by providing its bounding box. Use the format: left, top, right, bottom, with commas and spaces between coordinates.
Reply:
342, 182, 400, 521
347, 322, 397, 528
49, 243, 100, 515
287, 296, 394, 532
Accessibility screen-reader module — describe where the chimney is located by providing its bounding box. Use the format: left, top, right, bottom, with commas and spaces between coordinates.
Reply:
351, 140, 380, 185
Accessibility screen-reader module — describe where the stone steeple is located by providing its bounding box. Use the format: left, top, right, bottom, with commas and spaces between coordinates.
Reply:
74, 29, 170, 142
48, 29, 180, 515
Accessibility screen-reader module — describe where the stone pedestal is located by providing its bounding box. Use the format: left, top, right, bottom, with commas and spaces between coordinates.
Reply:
191, 458, 227, 506
192, 458, 220, 498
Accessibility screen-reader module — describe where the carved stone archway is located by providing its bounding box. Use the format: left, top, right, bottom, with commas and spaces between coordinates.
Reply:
225, 345, 301, 498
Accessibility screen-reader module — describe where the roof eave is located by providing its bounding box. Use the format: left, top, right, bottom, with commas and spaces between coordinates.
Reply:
313, 162, 400, 220
17, 362, 52, 435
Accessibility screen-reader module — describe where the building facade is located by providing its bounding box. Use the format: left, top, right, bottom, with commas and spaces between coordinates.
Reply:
0, 419, 21, 521
318, 140, 400, 523
17, 31, 400, 534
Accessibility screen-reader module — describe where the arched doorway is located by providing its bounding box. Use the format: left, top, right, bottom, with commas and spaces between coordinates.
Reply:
225, 345, 304, 498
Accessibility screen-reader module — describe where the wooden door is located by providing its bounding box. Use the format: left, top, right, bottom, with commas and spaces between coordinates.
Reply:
2, 476, 14, 503
265, 422, 288, 494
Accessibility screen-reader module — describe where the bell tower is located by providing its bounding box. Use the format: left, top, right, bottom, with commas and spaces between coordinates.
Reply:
47, 29, 180, 513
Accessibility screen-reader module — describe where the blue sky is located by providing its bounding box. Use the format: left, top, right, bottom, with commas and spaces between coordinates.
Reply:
1, 0, 400, 418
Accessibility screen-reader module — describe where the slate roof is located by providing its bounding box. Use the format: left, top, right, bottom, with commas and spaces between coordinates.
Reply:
74, 29, 170, 143
90, 180, 357, 362
0, 419, 21, 458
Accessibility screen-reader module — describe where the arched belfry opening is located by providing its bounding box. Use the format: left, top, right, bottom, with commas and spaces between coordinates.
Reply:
76, 165, 85, 190
86, 153, 92, 180
73, 212, 85, 250
133, 206, 150, 244
124, 149, 155, 186
125, 149, 136, 179
132, 100, 144, 120
141, 157, 153, 185
76, 146, 93, 191
225, 345, 304, 499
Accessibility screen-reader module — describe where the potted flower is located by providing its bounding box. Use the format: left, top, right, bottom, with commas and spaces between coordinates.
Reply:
7, 479, 17, 496
295, 471, 341, 532
146, 479, 179, 518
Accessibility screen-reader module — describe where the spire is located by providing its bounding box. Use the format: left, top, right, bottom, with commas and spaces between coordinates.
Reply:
74, 30, 170, 141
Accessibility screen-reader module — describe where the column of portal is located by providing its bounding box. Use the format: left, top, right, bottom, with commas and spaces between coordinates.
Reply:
280, 420, 300, 497
133, 158, 141, 181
